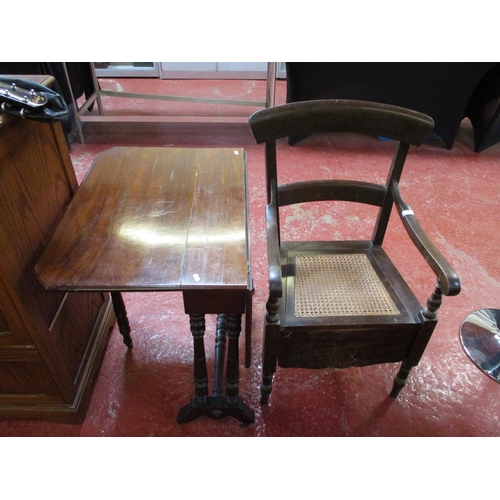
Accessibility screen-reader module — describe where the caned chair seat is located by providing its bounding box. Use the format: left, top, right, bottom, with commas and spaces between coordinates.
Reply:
294, 253, 399, 317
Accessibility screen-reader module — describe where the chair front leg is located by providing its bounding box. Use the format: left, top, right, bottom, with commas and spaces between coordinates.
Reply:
391, 284, 443, 399
390, 361, 413, 398
261, 296, 280, 405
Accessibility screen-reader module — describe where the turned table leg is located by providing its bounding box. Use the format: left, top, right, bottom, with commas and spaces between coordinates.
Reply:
110, 292, 133, 348
190, 314, 209, 407
177, 313, 255, 426
213, 314, 227, 398
225, 314, 242, 406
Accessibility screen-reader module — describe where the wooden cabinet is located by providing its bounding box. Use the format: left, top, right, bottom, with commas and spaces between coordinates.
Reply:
0, 76, 114, 422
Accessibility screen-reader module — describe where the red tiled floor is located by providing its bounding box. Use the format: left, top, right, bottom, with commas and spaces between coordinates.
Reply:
1, 78, 499, 437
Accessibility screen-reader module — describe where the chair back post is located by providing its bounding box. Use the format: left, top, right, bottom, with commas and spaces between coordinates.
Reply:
372, 141, 411, 246
265, 140, 278, 204
265, 140, 281, 241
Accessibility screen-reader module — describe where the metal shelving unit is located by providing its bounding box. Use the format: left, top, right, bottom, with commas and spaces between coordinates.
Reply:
63, 62, 278, 143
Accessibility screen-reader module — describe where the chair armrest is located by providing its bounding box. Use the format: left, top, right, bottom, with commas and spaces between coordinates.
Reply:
266, 191, 283, 299
391, 181, 461, 296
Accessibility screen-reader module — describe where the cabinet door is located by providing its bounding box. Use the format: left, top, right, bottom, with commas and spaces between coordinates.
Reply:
0, 116, 110, 403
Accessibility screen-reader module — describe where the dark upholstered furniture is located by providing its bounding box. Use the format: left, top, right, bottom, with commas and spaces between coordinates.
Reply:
286, 63, 500, 151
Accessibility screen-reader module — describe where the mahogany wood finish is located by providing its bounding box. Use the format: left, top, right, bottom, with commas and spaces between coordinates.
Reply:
0, 75, 114, 422
36, 147, 254, 425
36, 148, 249, 291
249, 99, 461, 404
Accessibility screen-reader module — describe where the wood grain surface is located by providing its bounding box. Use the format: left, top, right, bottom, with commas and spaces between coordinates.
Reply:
36, 147, 249, 292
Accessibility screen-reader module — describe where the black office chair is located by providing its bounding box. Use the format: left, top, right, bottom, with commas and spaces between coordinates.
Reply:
249, 99, 461, 404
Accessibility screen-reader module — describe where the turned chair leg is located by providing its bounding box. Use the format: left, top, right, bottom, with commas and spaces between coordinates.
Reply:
390, 285, 443, 399
261, 372, 275, 405
261, 304, 280, 405
390, 361, 413, 399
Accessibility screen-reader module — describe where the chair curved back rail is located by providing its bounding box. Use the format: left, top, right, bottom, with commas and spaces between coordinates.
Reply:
249, 99, 435, 146
277, 180, 387, 208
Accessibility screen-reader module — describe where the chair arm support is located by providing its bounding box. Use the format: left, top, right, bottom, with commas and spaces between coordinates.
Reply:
391, 181, 461, 296
266, 199, 283, 299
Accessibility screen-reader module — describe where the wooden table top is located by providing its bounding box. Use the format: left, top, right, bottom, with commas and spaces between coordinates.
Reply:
36, 147, 250, 292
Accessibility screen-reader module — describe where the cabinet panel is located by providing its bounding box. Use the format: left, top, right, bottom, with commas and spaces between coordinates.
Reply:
0, 119, 72, 336
0, 75, 115, 421
0, 116, 111, 400
0, 308, 8, 333
0, 305, 14, 346
0, 349, 61, 398
50, 292, 106, 386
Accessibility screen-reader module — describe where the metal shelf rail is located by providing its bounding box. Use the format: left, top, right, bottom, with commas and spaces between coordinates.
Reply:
63, 62, 277, 143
